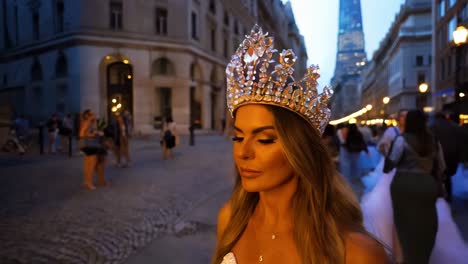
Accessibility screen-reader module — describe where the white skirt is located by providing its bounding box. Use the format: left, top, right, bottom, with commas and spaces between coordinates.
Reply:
360, 159, 468, 263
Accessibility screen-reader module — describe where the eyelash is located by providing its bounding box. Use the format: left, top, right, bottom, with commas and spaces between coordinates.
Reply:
232, 137, 276, 144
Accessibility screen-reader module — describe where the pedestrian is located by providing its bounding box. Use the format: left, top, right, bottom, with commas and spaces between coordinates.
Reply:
431, 111, 462, 203
213, 25, 388, 264
377, 109, 407, 157
322, 124, 340, 167
59, 114, 73, 153
116, 112, 131, 167
344, 123, 369, 181
386, 109, 445, 263
78, 109, 109, 190
46, 113, 59, 154
161, 116, 177, 160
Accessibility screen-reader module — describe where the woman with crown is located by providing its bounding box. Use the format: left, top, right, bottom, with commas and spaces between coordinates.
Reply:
211, 25, 389, 264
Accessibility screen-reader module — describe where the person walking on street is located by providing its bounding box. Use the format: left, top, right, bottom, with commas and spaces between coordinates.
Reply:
161, 116, 177, 160
431, 111, 462, 203
116, 112, 132, 167
47, 114, 59, 154
78, 109, 109, 190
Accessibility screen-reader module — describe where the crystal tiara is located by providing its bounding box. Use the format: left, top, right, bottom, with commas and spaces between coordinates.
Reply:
225, 25, 333, 134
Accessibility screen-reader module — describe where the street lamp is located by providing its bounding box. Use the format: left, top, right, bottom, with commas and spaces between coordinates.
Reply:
382, 97, 390, 119
453, 26, 468, 115
417, 82, 429, 110
418, 82, 429, 93
453, 26, 468, 46
383, 96, 390, 104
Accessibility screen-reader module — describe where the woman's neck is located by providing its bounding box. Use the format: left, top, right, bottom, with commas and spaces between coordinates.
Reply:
253, 175, 298, 232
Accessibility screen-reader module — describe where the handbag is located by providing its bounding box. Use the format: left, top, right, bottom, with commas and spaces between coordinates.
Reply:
383, 135, 400, 173
79, 137, 103, 149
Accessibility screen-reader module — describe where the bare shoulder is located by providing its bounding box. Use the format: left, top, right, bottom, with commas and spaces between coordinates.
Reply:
345, 232, 389, 264
216, 202, 232, 240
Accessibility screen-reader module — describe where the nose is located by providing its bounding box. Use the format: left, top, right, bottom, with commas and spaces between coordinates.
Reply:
234, 140, 254, 160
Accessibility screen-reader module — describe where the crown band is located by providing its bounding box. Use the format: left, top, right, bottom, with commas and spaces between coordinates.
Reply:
225, 25, 333, 134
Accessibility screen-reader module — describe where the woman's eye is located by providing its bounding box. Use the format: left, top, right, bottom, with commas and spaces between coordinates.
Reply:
258, 139, 276, 144
232, 137, 243, 142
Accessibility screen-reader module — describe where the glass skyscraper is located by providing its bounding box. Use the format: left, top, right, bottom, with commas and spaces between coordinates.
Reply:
334, 0, 367, 78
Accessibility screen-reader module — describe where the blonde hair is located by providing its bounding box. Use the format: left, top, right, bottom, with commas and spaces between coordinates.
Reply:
212, 105, 365, 264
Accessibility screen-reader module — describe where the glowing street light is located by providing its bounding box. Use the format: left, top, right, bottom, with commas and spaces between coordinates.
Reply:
366, 104, 372, 111
383, 96, 390, 105
112, 98, 117, 103
453, 26, 468, 46
460, 92, 466, 98
418, 82, 429, 93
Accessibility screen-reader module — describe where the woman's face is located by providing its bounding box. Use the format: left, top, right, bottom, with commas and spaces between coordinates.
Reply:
233, 105, 295, 192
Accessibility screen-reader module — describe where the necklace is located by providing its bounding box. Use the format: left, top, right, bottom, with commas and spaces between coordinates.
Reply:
251, 220, 280, 262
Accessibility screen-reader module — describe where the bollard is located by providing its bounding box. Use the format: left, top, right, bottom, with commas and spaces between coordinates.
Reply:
38, 124, 44, 155
68, 134, 72, 157
189, 124, 195, 146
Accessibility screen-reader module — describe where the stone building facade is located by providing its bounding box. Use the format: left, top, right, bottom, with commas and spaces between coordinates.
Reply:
0, 0, 307, 134
432, 0, 468, 114
360, 0, 432, 119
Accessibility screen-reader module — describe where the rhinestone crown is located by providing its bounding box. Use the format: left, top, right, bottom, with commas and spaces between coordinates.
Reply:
226, 25, 333, 134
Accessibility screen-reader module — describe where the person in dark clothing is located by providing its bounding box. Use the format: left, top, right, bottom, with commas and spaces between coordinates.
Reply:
387, 110, 445, 263
322, 124, 340, 166
431, 112, 462, 203
344, 123, 369, 181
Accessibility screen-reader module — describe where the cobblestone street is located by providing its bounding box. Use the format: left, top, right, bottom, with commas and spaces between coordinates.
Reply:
0, 135, 234, 264
1, 135, 467, 264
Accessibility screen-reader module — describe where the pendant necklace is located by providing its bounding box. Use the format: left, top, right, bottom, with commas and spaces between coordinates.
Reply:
252, 220, 279, 262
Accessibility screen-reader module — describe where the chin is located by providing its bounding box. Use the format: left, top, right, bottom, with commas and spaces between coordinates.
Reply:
240, 177, 267, 192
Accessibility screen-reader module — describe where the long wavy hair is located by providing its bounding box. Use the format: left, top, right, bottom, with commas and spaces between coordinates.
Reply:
211, 105, 366, 263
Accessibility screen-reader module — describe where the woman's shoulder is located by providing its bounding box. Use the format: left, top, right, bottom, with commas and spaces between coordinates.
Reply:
217, 202, 232, 240
345, 232, 389, 264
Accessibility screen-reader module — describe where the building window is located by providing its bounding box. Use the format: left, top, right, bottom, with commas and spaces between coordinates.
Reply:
448, 16, 457, 42
439, 0, 445, 18
223, 33, 229, 58
224, 11, 229, 26
110, 1, 123, 30
428, 55, 432, 65
191, 12, 198, 40
209, 0, 216, 14
461, 3, 468, 21
448, 0, 456, 9
447, 55, 452, 77
233, 38, 239, 53
33, 12, 39, 40
234, 19, 239, 35
417, 72, 426, 84
55, 0, 64, 33
14, 3, 18, 44
31, 58, 43, 81
416, 55, 424, 66
3, 74, 7, 86
155, 8, 168, 35
152, 58, 175, 76
441, 59, 445, 80
210, 26, 216, 51
56, 52, 68, 78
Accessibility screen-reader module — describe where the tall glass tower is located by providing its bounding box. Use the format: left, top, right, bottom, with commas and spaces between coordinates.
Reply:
334, 0, 367, 78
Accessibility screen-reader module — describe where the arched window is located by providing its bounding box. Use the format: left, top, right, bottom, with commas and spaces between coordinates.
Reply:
31, 58, 43, 81
209, 0, 216, 14
55, 52, 68, 78
152, 57, 175, 76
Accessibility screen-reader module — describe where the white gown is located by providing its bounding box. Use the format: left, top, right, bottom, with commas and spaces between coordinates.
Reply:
361, 159, 468, 263
221, 252, 237, 264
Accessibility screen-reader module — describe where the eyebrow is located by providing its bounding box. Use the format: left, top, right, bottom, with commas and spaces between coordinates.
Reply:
234, 125, 275, 134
